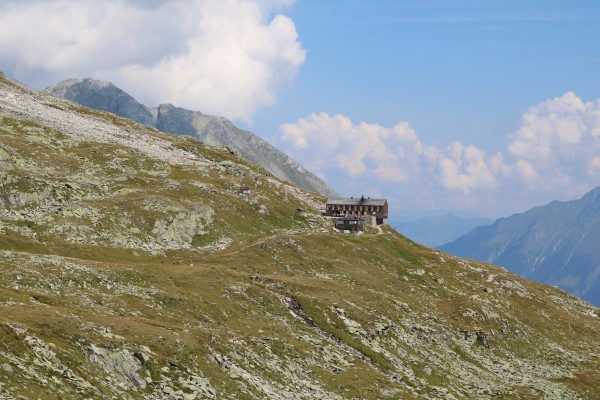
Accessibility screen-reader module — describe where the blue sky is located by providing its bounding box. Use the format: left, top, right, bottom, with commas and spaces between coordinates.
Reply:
1, 0, 600, 218
255, 0, 600, 148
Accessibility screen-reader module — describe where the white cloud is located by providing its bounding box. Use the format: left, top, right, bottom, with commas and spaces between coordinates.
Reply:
438, 142, 500, 193
0, 0, 305, 122
279, 113, 504, 195
515, 159, 538, 182
280, 113, 425, 183
588, 157, 600, 178
507, 91, 600, 190
508, 92, 600, 162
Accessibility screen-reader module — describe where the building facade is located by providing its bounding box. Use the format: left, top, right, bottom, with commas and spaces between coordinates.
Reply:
335, 216, 363, 233
325, 196, 388, 225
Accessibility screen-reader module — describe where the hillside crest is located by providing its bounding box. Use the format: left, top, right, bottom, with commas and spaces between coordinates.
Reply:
45, 78, 339, 198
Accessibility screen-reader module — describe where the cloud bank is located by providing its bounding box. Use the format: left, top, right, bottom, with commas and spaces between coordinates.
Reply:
508, 92, 600, 192
280, 113, 504, 193
279, 92, 600, 215
0, 0, 305, 122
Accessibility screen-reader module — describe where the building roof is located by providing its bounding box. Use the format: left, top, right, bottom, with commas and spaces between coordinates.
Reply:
326, 197, 387, 206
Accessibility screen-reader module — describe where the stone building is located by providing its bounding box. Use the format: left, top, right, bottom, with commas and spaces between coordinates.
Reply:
325, 196, 388, 225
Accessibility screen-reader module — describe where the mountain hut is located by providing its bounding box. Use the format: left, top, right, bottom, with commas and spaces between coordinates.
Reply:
325, 196, 388, 225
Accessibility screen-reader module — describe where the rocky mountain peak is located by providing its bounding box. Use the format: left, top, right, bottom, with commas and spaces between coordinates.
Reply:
46, 77, 118, 94
45, 78, 155, 127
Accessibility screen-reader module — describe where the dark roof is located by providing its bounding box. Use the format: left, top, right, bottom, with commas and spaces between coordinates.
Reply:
326, 197, 387, 206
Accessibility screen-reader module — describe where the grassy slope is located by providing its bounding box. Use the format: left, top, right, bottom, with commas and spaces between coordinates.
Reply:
0, 75, 599, 399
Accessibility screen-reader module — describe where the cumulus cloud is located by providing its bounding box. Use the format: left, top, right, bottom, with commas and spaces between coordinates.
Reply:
279, 112, 504, 195
508, 92, 600, 190
515, 159, 538, 182
280, 113, 422, 182
438, 142, 501, 192
0, 0, 305, 121
589, 157, 600, 178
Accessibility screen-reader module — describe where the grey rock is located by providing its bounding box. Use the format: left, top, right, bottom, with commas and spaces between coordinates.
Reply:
258, 204, 269, 215
87, 344, 146, 389
151, 204, 214, 249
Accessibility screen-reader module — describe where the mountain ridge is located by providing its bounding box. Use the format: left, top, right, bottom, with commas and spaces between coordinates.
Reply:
393, 213, 493, 247
44, 78, 339, 199
439, 186, 600, 305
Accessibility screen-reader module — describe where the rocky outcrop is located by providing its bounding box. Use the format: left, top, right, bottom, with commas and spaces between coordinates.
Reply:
44, 78, 339, 198
87, 344, 147, 389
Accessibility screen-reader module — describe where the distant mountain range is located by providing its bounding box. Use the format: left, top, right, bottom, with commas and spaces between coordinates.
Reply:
45, 78, 338, 198
439, 187, 600, 306
391, 212, 492, 247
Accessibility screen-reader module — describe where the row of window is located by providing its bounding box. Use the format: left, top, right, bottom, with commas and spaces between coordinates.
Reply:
327, 204, 383, 212
336, 219, 358, 225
